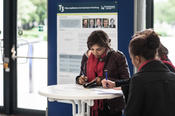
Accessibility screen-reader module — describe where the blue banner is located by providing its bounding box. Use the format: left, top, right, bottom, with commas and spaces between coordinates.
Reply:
58, 1, 118, 13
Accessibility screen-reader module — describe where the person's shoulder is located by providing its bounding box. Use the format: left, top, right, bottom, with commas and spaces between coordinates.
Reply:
106, 50, 127, 64
167, 71, 175, 80
132, 73, 141, 80
116, 50, 125, 55
131, 73, 145, 85
110, 49, 126, 58
82, 51, 89, 59
163, 61, 175, 72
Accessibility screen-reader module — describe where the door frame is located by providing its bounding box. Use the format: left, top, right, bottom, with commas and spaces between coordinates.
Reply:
146, 0, 154, 28
1, 0, 45, 115
3, 0, 17, 114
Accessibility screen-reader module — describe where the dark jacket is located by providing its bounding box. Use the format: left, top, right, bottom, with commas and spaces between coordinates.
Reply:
125, 60, 175, 116
162, 60, 175, 72
76, 49, 130, 114
115, 60, 175, 103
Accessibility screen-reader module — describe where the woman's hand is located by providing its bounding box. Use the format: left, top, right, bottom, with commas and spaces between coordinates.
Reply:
113, 87, 121, 90
96, 77, 102, 85
78, 76, 88, 85
101, 79, 115, 88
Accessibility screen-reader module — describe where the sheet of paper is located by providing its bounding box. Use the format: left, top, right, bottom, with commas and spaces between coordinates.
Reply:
92, 88, 123, 94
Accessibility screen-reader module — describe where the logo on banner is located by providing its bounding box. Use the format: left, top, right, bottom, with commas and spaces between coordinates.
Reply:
59, 5, 64, 12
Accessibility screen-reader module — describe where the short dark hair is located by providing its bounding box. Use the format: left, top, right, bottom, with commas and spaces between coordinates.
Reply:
87, 30, 110, 49
129, 29, 160, 60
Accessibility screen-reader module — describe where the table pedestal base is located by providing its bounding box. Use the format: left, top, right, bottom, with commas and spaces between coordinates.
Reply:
48, 98, 94, 116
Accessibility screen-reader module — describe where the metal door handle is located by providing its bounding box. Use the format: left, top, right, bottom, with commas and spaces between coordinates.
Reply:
11, 45, 47, 60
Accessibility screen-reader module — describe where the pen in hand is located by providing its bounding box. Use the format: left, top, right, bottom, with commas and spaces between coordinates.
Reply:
104, 70, 108, 87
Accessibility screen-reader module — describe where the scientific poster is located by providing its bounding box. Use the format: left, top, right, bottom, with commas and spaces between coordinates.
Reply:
57, 2, 118, 84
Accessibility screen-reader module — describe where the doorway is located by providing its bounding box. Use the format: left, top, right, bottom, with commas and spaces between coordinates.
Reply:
16, 0, 47, 110
1, 0, 47, 115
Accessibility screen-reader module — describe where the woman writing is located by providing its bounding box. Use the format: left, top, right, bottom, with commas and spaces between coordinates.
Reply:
76, 30, 130, 116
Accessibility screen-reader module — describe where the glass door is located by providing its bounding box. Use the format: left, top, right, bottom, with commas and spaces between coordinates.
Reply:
16, 0, 47, 110
1, 0, 47, 114
0, 0, 4, 108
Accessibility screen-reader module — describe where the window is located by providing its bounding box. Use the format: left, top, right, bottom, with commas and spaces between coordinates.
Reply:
154, 0, 175, 65
17, 0, 47, 110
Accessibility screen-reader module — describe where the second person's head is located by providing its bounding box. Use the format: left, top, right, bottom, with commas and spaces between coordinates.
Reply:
129, 29, 160, 68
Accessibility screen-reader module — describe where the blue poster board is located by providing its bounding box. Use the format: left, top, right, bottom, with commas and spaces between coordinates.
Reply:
48, 0, 134, 115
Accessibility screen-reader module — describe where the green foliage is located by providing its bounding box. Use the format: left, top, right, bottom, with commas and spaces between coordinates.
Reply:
18, 0, 47, 29
154, 0, 175, 24
22, 28, 39, 39
20, 27, 47, 41
157, 31, 168, 37
18, 0, 36, 24
30, 0, 47, 25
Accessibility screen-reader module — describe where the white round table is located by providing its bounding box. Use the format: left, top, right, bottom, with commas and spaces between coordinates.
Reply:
39, 84, 123, 116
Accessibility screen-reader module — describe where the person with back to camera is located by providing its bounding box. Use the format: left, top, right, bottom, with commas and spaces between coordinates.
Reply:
102, 42, 175, 104
102, 29, 175, 116
101, 42, 175, 104
107, 38, 175, 103
76, 30, 130, 116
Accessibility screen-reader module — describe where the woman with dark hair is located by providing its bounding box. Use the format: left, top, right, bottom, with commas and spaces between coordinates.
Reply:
76, 30, 130, 116
102, 43, 175, 104
102, 29, 175, 116
157, 43, 175, 72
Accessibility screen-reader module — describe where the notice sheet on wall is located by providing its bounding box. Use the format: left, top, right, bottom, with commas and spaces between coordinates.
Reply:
57, 2, 118, 84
